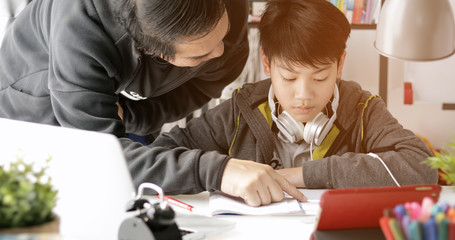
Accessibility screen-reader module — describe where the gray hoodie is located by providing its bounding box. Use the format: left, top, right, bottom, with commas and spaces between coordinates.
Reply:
0, 0, 248, 135
131, 79, 437, 194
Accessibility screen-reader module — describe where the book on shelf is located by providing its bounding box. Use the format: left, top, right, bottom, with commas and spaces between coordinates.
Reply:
208, 189, 324, 216
248, 0, 381, 25
345, 0, 355, 23
328, 0, 381, 25
248, 0, 266, 23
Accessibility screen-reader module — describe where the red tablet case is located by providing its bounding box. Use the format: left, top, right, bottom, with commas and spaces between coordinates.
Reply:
315, 184, 442, 230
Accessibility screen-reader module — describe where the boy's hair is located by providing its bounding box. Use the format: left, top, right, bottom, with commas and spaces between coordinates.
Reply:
259, 0, 351, 68
115, 0, 228, 60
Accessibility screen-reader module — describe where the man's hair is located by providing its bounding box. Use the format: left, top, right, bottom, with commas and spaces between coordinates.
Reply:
115, 0, 227, 60
259, 0, 351, 68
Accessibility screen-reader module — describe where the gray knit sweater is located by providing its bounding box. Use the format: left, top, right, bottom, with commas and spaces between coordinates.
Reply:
128, 79, 438, 194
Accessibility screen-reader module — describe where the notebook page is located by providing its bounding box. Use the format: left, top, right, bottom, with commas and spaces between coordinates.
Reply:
209, 189, 324, 216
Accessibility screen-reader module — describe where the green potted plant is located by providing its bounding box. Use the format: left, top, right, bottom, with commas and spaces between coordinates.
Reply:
0, 156, 59, 234
422, 138, 455, 186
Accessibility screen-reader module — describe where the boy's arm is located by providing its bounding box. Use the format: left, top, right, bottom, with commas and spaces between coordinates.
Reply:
301, 97, 437, 189
124, 99, 236, 194
124, 90, 306, 206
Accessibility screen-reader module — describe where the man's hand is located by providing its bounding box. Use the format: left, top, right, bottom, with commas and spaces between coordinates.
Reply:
116, 102, 124, 120
220, 159, 307, 207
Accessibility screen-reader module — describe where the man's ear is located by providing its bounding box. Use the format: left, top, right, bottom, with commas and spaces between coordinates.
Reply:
337, 51, 347, 79
260, 49, 271, 76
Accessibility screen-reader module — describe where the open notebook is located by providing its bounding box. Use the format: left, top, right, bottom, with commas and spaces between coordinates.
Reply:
0, 118, 234, 240
209, 189, 325, 216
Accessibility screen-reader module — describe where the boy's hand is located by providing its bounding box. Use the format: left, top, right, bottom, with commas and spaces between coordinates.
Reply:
277, 167, 306, 188
220, 159, 307, 207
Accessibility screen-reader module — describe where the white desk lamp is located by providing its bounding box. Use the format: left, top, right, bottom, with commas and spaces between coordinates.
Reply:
375, 0, 455, 61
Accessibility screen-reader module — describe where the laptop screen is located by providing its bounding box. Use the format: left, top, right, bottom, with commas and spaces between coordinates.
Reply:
0, 118, 136, 239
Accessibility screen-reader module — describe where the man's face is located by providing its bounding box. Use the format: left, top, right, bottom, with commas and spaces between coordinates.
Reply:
261, 51, 346, 123
166, 11, 230, 67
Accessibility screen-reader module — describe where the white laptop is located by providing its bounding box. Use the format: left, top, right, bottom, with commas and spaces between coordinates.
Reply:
0, 118, 234, 240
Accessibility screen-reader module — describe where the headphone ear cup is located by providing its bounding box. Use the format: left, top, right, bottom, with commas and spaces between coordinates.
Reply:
304, 85, 340, 146
303, 112, 330, 146
276, 111, 304, 143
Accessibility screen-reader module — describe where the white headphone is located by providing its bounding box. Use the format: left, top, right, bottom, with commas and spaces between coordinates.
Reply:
268, 84, 339, 146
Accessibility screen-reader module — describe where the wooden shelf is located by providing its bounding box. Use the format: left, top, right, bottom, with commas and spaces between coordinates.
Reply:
249, 22, 376, 30
351, 24, 376, 30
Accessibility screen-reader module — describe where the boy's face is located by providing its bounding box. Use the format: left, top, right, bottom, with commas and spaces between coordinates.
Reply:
261, 50, 346, 123
164, 11, 230, 67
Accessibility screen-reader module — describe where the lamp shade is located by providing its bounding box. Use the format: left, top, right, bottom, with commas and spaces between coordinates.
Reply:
375, 0, 455, 61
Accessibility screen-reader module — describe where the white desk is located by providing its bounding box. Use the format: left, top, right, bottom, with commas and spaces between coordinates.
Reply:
158, 186, 455, 240
167, 192, 316, 240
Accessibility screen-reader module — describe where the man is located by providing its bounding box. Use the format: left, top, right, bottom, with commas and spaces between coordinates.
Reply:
0, 0, 248, 174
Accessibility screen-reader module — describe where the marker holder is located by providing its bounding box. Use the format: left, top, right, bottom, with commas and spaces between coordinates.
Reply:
380, 197, 455, 240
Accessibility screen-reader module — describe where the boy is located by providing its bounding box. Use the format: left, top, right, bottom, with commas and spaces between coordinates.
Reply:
129, 0, 437, 206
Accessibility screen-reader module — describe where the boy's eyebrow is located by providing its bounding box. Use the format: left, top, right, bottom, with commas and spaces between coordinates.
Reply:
280, 63, 332, 73
313, 65, 331, 73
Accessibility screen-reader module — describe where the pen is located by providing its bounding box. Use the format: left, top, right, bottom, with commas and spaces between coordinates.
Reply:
380, 209, 395, 240
431, 204, 444, 217
379, 216, 394, 240
409, 220, 423, 240
409, 201, 421, 220
435, 212, 448, 240
389, 218, 406, 240
401, 214, 411, 240
420, 197, 434, 222
423, 217, 437, 240
447, 207, 455, 221
160, 194, 194, 212
394, 204, 406, 222
448, 219, 455, 240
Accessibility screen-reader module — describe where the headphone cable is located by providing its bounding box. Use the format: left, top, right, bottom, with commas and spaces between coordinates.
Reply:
367, 152, 401, 187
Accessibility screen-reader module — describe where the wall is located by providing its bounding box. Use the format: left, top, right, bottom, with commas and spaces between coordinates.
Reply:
0, 0, 31, 45
388, 59, 455, 150
343, 29, 455, 150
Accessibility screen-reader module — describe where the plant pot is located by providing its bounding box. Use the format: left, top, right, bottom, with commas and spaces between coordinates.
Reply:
0, 215, 60, 235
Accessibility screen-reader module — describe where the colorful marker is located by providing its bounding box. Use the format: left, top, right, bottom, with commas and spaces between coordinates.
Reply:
409, 221, 423, 240
420, 197, 434, 221
423, 218, 438, 240
389, 218, 406, 240
435, 212, 449, 240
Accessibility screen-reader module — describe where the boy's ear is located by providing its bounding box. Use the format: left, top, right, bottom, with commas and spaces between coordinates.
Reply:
337, 51, 347, 79
260, 49, 271, 76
